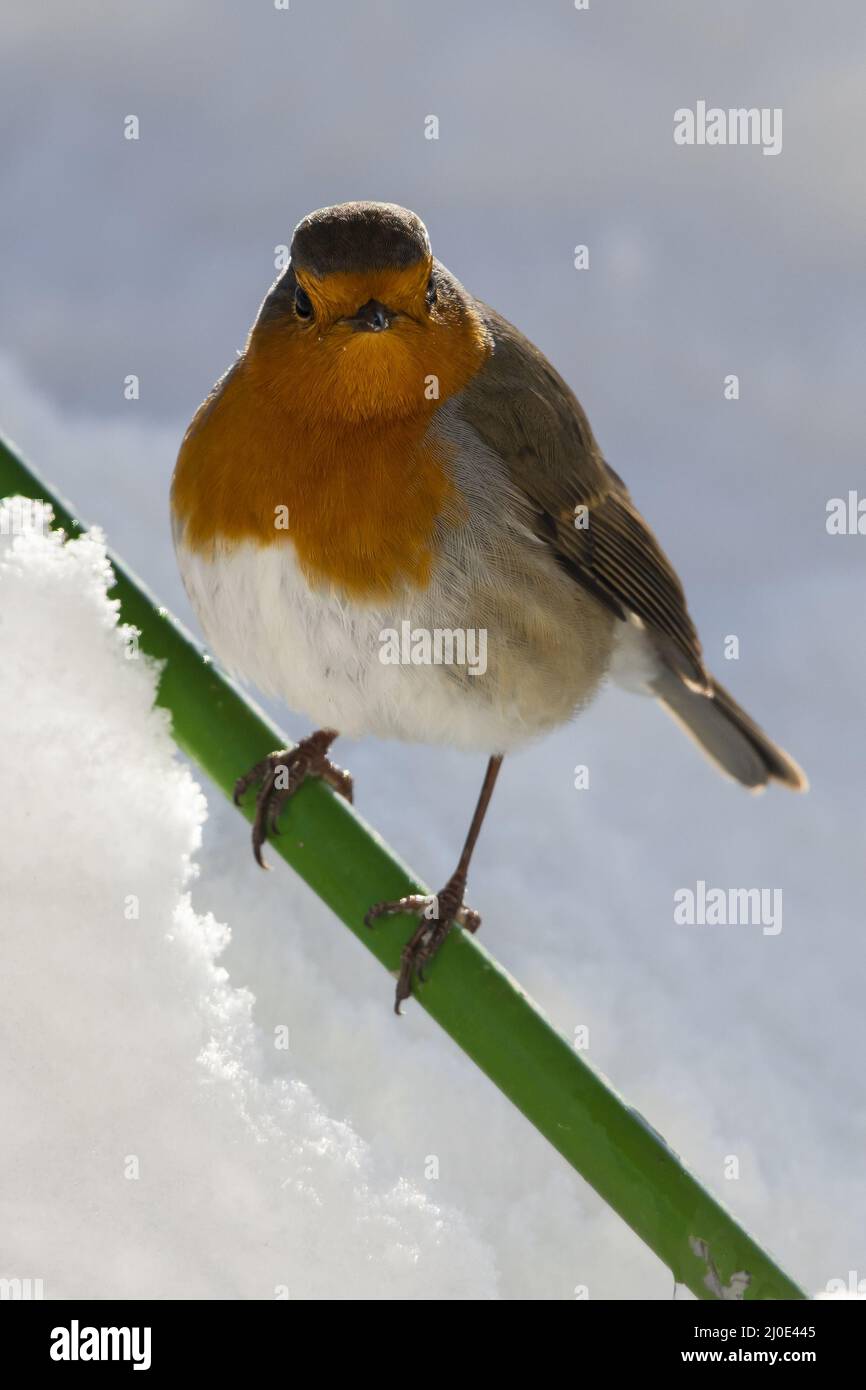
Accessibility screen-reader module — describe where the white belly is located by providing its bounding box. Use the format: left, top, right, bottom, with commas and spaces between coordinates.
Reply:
176, 539, 536, 753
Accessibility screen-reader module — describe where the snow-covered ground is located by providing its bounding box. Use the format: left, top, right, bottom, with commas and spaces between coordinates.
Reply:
0, 502, 497, 1299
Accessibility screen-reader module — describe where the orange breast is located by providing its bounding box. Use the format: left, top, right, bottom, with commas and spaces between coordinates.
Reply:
172, 295, 490, 600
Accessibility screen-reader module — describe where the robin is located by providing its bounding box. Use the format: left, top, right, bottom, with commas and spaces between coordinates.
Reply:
172, 201, 806, 1012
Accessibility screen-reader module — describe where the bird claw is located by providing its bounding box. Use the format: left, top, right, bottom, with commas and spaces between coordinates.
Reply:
233, 729, 353, 867
364, 874, 481, 1013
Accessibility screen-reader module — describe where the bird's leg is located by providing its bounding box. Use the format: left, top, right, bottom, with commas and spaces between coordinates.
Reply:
365, 754, 504, 1013
233, 728, 353, 868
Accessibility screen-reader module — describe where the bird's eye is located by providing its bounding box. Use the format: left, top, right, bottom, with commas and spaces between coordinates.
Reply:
425, 275, 437, 308
294, 285, 313, 319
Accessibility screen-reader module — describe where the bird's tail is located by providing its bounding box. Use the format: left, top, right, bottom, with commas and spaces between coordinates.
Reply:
651, 671, 808, 792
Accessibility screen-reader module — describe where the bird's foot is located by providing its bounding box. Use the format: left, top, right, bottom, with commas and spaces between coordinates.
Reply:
364, 869, 481, 1014
233, 728, 352, 867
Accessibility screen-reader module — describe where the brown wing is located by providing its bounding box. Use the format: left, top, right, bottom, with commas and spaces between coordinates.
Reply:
460, 304, 709, 690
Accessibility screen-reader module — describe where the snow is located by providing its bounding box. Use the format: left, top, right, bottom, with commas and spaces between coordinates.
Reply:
0, 503, 496, 1298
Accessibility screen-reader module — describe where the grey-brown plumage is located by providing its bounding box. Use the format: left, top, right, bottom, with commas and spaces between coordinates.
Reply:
460, 304, 806, 791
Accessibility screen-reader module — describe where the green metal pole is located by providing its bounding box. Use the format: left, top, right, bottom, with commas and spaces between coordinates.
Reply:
0, 433, 807, 1301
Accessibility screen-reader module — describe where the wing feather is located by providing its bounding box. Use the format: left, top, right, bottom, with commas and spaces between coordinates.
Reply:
459, 305, 709, 689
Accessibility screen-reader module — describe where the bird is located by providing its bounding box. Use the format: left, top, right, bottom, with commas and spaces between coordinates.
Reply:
171, 200, 807, 1012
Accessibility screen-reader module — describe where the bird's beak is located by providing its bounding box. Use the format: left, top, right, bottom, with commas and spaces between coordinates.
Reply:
344, 299, 392, 333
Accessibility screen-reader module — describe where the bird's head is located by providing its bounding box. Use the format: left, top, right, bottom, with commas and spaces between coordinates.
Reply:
248, 202, 491, 424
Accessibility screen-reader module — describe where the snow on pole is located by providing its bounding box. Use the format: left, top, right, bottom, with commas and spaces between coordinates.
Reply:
0, 433, 807, 1302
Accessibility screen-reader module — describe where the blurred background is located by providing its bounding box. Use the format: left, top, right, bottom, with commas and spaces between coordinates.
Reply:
1, 0, 864, 1298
